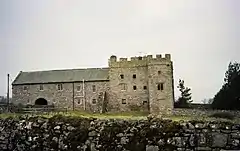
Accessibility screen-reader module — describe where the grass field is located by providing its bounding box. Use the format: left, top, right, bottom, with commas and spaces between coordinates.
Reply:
0, 111, 239, 123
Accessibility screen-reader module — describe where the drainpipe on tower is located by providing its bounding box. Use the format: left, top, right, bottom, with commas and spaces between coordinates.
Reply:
83, 79, 86, 111
72, 82, 75, 111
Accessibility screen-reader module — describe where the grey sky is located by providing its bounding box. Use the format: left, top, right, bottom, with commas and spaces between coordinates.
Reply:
0, 0, 239, 103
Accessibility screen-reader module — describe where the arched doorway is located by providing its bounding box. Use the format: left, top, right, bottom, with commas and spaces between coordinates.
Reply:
35, 98, 48, 106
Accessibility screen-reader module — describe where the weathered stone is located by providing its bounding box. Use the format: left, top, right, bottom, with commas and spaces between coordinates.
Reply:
146, 145, 159, 151
120, 137, 129, 144
116, 133, 124, 137
212, 132, 227, 148
67, 126, 75, 131
89, 131, 97, 137
195, 147, 211, 151
54, 125, 61, 130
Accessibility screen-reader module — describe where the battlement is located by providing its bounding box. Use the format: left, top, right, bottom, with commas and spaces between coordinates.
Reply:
109, 54, 171, 63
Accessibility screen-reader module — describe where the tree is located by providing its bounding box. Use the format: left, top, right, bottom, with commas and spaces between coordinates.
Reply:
174, 79, 192, 108
212, 62, 240, 110
201, 98, 213, 104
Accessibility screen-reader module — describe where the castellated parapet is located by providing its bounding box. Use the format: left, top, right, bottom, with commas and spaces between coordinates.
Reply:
109, 54, 172, 68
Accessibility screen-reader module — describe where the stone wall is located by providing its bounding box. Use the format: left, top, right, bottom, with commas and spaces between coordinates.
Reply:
1, 115, 240, 151
108, 54, 174, 114
12, 81, 109, 112
173, 108, 240, 117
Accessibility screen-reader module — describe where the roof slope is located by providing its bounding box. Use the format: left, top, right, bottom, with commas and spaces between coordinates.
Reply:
12, 68, 109, 85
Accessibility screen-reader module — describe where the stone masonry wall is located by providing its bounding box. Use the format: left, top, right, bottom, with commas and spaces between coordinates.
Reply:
148, 58, 174, 115
12, 81, 109, 112
0, 115, 240, 151
108, 54, 174, 113
108, 64, 149, 112
173, 108, 240, 118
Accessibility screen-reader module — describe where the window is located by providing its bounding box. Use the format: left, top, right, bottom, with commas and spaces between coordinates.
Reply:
23, 86, 28, 91
143, 86, 147, 90
92, 85, 96, 92
158, 71, 161, 75
57, 84, 63, 91
40, 85, 44, 91
120, 83, 127, 91
143, 100, 148, 105
122, 99, 126, 104
77, 85, 81, 92
157, 83, 164, 91
92, 99, 96, 104
77, 98, 82, 105
120, 74, 124, 79
133, 74, 136, 79
133, 85, 137, 90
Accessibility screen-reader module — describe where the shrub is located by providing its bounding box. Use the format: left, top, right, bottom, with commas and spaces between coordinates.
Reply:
209, 112, 235, 120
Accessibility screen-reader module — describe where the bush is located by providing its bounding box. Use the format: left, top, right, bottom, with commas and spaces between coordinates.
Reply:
209, 112, 235, 120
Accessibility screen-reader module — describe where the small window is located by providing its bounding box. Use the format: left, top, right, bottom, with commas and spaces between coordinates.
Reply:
57, 84, 63, 91
92, 99, 96, 104
120, 74, 124, 79
133, 85, 137, 90
158, 71, 161, 75
120, 83, 127, 91
143, 100, 148, 105
92, 85, 96, 92
133, 74, 136, 79
122, 99, 126, 104
143, 86, 147, 90
157, 83, 164, 91
23, 86, 28, 91
77, 98, 82, 105
77, 85, 81, 92
40, 85, 44, 91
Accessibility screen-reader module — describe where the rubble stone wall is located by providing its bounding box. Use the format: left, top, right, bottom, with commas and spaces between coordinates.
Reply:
173, 108, 240, 118
0, 116, 240, 151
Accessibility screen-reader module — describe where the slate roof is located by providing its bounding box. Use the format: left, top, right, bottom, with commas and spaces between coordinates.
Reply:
12, 68, 109, 85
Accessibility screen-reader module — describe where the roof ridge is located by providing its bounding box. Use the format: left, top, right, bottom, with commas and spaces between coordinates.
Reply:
23, 67, 109, 73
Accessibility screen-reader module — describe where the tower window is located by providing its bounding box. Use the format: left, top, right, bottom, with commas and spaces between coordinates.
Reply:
158, 71, 161, 75
77, 85, 81, 92
92, 99, 97, 104
23, 86, 28, 91
120, 74, 124, 79
133, 74, 136, 79
57, 84, 63, 91
40, 85, 44, 91
157, 83, 164, 91
122, 99, 126, 104
133, 85, 137, 90
92, 85, 96, 92
143, 86, 147, 90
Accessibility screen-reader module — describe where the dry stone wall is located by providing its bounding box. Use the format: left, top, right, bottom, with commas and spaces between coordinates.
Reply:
173, 108, 240, 118
0, 116, 240, 151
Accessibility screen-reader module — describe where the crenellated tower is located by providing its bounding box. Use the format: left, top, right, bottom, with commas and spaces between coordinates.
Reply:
108, 54, 174, 114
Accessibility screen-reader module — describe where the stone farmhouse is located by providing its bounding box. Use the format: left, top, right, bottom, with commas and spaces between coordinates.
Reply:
12, 54, 174, 114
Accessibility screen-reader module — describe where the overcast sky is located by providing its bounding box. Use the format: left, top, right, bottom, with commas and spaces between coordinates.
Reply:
0, 0, 239, 103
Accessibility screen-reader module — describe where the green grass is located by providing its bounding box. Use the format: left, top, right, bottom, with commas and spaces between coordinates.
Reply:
0, 111, 240, 123
51, 110, 149, 120
0, 111, 149, 120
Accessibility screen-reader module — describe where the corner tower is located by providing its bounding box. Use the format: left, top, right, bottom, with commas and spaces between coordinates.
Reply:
108, 54, 174, 114
147, 54, 174, 114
